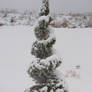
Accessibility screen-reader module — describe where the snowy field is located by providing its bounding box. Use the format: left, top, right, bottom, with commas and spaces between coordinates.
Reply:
0, 26, 92, 92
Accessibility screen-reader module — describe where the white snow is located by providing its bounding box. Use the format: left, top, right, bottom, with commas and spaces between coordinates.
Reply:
0, 26, 92, 92
39, 53, 62, 69
38, 16, 50, 23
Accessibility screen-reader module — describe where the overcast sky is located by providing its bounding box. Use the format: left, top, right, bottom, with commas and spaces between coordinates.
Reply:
0, 0, 92, 13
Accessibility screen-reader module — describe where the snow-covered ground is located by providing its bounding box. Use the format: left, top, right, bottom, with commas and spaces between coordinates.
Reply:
0, 26, 92, 92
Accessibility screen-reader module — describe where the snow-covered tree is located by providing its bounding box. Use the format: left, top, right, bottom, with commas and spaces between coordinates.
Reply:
39, 0, 49, 16
25, 0, 68, 92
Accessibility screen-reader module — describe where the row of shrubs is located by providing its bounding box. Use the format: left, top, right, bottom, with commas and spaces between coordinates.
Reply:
0, 9, 91, 28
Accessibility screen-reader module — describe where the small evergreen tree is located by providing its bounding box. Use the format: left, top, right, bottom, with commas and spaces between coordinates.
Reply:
25, 0, 68, 92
